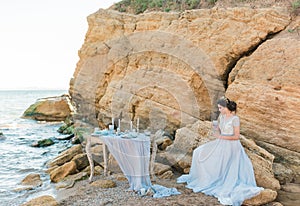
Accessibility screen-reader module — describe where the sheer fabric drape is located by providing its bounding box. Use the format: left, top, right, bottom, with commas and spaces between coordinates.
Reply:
101, 135, 151, 191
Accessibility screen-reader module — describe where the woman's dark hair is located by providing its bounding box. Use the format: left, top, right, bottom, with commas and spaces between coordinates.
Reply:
217, 97, 237, 112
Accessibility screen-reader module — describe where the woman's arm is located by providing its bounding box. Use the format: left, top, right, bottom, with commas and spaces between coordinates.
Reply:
218, 126, 240, 140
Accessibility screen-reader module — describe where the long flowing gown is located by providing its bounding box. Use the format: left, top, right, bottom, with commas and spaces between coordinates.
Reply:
177, 114, 263, 206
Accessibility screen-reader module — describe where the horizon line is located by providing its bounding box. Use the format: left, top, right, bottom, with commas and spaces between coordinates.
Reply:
0, 88, 68, 91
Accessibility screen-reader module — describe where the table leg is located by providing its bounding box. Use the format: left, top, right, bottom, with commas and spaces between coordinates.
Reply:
150, 135, 157, 181
103, 143, 108, 176
86, 135, 94, 183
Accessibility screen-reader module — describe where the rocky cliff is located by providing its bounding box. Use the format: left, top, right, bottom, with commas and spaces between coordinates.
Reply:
69, 7, 299, 184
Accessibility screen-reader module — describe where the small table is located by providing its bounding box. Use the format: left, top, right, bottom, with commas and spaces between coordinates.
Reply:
87, 131, 152, 191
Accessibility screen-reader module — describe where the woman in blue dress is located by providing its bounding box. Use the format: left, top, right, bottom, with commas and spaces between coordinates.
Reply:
177, 97, 263, 206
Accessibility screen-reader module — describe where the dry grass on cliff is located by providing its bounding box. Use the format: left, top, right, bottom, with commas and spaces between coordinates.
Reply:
110, 0, 300, 16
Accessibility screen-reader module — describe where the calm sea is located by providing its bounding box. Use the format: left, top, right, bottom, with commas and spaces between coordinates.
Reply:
0, 90, 72, 206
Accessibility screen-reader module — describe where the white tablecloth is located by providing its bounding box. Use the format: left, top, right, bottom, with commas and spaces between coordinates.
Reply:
99, 133, 151, 191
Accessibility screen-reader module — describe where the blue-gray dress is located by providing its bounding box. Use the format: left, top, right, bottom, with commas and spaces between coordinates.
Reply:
177, 115, 263, 206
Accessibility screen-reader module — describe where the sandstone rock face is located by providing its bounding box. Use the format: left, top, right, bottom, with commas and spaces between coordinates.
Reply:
22, 94, 73, 121
240, 137, 281, 190
277, 189, 300, 206
69, 6, 298, 189
70, 8, 290, 130
226, 17, 300, 181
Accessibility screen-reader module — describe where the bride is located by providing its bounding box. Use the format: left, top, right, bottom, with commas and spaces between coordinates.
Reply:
177, 97, 263, 206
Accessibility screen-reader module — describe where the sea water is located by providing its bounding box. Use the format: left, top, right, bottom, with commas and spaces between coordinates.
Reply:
0, 90, 72, 206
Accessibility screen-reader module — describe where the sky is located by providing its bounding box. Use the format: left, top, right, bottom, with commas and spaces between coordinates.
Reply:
0, 0, 118, 90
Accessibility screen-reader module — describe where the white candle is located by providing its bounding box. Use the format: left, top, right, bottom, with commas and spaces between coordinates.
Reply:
137, 118, 139, 131
130, 121, 133, 131
118, 119, 121, 130
112, 117, 114, 126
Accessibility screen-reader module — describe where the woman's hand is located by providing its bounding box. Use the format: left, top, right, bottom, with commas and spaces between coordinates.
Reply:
213, 129, 220, 138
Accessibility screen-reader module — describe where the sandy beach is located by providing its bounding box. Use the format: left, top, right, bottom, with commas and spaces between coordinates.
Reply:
56, 174, 225, 206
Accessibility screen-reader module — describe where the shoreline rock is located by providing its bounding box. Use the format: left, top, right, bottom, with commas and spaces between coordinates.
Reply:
0, 131, 5, 140
21, 195, 58, 206
22, 94, 73, 122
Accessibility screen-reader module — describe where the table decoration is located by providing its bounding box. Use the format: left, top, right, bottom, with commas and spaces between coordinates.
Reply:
87, 129, 181, 198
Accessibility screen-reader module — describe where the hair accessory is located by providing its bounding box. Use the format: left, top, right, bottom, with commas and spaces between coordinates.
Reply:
221, 96, 229, 104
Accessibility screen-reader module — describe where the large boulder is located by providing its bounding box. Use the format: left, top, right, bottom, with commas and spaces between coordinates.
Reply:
21, 195, 58, 206
72, 153, 89, 171
15, 173, 43, 192
21, 173, 42, 188
50, 161, 78, 183
47, 144, 83, 168
90, 179, 116, 188
243, 189, 277, 206
240, 137, 280, 190
22, 94, 73, 121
